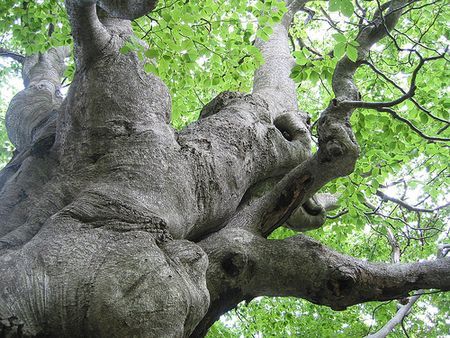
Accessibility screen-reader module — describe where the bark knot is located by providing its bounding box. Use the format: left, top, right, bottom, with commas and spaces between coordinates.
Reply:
221, 252, 248, 278
0, 316, 24, 338
326, 140, 344, 157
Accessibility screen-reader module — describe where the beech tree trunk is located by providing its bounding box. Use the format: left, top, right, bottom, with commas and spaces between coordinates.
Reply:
0, 1, 448, 337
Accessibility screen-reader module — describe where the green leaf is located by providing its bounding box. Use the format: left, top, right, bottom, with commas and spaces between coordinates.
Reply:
420, 113, 429, 124
256, 26, 273, 41
309, 71, 319, 84
293, 51, 308, 65
332, 33, 347, 43
119, 45, 131, 54
329, 0, 340, 12
341, 0, 354, 17
290, 64, 303, 78
346, 44, 358, 62
144, 63, 158, 74
145, 49, 159, 59
334, 42, 346, 59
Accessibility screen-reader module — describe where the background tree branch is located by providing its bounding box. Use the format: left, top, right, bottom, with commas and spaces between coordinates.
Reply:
0, 48, 24, 64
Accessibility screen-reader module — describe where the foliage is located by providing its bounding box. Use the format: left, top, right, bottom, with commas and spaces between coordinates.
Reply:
0, 117, 13, 169
0, 62, 17, 167
0, 0, 70, 54
0, 0, 449, 336
128, 0, 285, 128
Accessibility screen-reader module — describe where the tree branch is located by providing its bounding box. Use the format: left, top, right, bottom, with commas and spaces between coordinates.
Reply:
0, 47, 25, 64
376, 190, 450, 213
252, 0, 310, 116
6, 47, 69, 150
65, 1, 111, 64
365, 241, 449, 337
340, 52, 446, 109
97, 0, 158, 19
361, 60, 450, 124
333, 0, 410, 100
222, 129, 357, 237
327, 1, 449, 143
300, 2, 411, 220
286, 193, 338, 232
199, 228, 450, 332
378, 107, 450, 142
66, 1, 159, 64
244, 234, 450, 310
364, 291, 423, 338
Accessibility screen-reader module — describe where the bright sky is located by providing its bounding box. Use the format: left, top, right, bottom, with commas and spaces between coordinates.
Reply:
0, 59, 23, 107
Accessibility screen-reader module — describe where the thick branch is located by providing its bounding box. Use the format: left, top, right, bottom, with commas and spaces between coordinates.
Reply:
252, 0, 309, 116
97, 0, 158, 19
285, 0, 310, 24
333, 0, 409, 100
0, 47, 69, 248
363, 234, 447, 337
245, 234, 450, 310
66, 0, 158, 63
65, 1, 111, 64
286, 193, 338, 232
6, 47, 69, 150
196, 228, 449, 336
218, 99, 359, 237
178, 95, 312, 240
222, 123, 358, 236
22, 47, 70, 88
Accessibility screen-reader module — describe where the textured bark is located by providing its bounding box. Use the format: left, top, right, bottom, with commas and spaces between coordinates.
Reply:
0, 0, 449, 337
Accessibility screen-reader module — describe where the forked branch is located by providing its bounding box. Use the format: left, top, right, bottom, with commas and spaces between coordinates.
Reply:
66, 0, 158, 64
236, 2, 413, 235
340, 52, 447, 110
362, 60, 450, 125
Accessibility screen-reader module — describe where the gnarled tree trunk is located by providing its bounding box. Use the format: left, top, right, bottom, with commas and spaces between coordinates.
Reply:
0, 0, 448, 337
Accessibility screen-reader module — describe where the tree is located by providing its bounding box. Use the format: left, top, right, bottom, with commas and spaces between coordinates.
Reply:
0, 0, 449, 337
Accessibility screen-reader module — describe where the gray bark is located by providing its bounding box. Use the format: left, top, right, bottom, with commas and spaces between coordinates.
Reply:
0, 0, 448, 337
364, 291, 423, 338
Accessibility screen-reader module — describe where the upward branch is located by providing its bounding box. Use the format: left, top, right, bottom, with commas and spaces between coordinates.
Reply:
226, 1, 414, 236
252, 0, 309, 116
65, 0, 158, 65
332, 0, 409, 100
5, 47, 69, 151
65, 1, 111, 65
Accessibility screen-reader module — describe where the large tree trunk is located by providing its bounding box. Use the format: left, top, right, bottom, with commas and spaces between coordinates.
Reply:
0, 1, 448, 337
